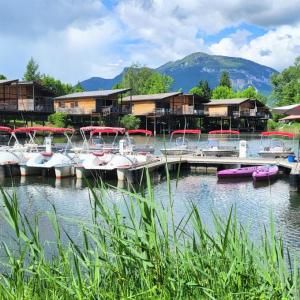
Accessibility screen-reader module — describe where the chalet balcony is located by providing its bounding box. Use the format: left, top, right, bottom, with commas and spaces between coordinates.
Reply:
0, 104, 18, 111
56, 106, 121, 116
154, 106, 204, 116
232, 110, 269, 118
56, 107, 94, 115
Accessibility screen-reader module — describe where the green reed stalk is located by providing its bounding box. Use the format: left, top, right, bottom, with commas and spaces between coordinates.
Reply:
0, 169, 299, 299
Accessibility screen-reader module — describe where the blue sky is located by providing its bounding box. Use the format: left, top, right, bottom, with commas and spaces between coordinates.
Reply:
0, 0, 300, 83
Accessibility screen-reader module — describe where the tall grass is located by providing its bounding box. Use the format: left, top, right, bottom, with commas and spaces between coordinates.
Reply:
0, 169, 299, 299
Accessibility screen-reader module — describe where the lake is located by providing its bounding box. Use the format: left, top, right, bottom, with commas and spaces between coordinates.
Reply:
0, 134, 300, 254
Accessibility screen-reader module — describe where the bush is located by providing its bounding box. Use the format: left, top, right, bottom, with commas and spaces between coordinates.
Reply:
267, 119, 279, 130
48, 112, 69, 128
120, 114, 141, 129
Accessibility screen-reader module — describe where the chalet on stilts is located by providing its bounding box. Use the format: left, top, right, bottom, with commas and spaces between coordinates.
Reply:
122, 92, 209, 134
0, 79, 55, 126
203, 98, 271, 131
53, 89, 131, 127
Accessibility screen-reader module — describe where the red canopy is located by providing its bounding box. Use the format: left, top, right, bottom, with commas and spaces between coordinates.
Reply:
80, 126, 125, 134
127, 129, 153, 136
13, 127, 75, 134
90, 128, 124, 136
171, 129, 201, 135
261, 131, 295, 138
209, 130, 240, 135
0, 126, 12, 133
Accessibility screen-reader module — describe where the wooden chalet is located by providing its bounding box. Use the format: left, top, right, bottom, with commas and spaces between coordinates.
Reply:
53, 89, 130, 126
0, 79, 55, 124
0, 79, 55, 112
122, 92, 207, 116
122, 92, 209, 133
204, 98, 271, 131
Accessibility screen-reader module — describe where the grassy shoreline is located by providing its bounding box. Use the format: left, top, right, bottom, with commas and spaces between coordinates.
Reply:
0, 171, 299, 299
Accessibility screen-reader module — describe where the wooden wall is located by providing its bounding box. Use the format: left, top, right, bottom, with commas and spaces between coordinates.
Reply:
207, 105, 228, 117
132, 101, 155, 115
0, 83, 18, 110
54, 98, 96, 114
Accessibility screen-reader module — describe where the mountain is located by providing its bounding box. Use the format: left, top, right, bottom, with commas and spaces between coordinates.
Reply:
80, 52, 277, 94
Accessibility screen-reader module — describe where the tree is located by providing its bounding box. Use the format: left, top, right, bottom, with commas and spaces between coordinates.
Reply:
271, 57, 300, 106
235, 86, 267, 103
23, 57, 41, 81
0, 74, 6, 80
189, 80, 211, 100
48, 112, 69, 128
73, 82, 84, 93
116, 63, 173, 95
211, 86, 235, 99
120, 115, 141, 129
41, 75, 83, 96
219, 71, 231, 88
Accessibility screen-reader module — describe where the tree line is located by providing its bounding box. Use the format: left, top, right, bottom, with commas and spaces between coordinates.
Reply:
2, 56, 300, 108
1, 57, 83, 96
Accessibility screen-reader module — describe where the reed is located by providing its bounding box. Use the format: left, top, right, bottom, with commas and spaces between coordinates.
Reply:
0, 169, 299, 299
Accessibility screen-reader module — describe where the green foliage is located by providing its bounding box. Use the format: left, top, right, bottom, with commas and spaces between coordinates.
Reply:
0, 173, 299, 299
117, 63, 173, 95
271, 56, 300, 106
73, 82, 84, 93
0, 74, 6, 80
48, 112, 69, 128
41, 76, 84, 96
267, 119, 300, 133
235, 86, 267, 103
120, 114, 141, 129
219, 71, 231, 88
189, 80, 211, 100
41, 75, 73, 96
212, 86, 235, 99
267, 119, 279, 130
23, 57, 41, 81
23, 58, 84, 96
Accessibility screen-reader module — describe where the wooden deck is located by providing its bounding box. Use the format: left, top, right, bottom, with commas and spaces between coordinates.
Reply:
129, 155, 299, 173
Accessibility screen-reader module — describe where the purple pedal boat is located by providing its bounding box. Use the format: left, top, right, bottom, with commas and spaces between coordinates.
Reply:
217, 166, 260, 179
252, 165, 279, 181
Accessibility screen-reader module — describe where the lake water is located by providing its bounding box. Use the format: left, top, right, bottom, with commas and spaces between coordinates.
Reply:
1, 134, 300, 254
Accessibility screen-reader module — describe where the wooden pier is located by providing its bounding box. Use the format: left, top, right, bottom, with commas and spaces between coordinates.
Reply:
126, 155, 300, 191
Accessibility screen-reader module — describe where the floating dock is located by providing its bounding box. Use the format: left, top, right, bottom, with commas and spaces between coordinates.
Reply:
2, 155, 300, 191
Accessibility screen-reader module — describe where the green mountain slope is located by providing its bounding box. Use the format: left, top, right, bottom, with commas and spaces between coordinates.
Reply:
80, 52, 277, 94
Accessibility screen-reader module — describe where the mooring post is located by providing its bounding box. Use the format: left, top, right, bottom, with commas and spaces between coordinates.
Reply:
289, 165, 300, 192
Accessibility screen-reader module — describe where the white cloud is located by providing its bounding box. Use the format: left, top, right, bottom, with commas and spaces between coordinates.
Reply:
209, 25, 300, 70
1, 0, 300, 82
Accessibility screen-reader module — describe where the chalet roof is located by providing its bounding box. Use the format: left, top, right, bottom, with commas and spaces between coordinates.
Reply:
54, 89, 131, 100
279, 115, 300, 121
0, 79, 18, 85
204, 98, 250, 106
122, 92, 182, 102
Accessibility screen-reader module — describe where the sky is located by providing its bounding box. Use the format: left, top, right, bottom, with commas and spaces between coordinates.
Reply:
1, 0, 300, 84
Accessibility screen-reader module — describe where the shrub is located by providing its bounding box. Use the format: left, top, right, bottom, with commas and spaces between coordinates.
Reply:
120, 114, 141, 129
48, 112, 69, 128
267, 119, 279, 130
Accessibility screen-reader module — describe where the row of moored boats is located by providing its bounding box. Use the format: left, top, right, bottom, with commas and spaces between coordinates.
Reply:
0, 126, 295, 181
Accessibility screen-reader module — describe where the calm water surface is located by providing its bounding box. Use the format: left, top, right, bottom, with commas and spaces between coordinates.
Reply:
0, 134, 300, 254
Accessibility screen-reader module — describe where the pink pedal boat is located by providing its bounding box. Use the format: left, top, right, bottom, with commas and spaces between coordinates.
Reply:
217, 166, 260, 179
252, 165, 279, 181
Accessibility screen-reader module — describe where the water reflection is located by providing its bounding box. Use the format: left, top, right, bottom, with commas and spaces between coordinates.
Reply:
0, 142, 300, 254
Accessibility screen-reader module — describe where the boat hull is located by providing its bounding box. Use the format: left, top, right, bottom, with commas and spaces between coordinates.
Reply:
258, 151, 294, 158
218, 166, 259, 179
252, 165, 279, 181
202, 150, 239, 157
160, 148, 196, 156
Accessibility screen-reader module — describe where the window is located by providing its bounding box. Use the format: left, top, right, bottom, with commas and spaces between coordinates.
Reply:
58, 101, 65, 108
